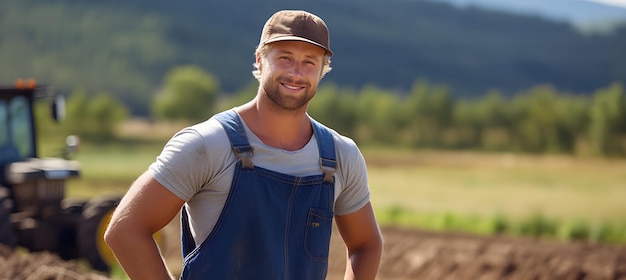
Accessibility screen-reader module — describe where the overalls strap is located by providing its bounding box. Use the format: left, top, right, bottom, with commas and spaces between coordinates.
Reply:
310, 118, 337, 183
213, 110, 254, 168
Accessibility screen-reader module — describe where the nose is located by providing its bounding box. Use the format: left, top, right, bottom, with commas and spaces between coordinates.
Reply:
288, 62, 303, 76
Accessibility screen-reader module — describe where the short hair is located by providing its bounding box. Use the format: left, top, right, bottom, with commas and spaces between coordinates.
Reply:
251, 43, 332, 81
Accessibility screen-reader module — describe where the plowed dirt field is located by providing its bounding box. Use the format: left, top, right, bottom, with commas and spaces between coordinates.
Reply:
328, 226, 626, 280
2, 224, 625, 279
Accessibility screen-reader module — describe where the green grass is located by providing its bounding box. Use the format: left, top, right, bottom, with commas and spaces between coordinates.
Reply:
375, 207, 626, 244
52, 141, 166, 199
42, 140, 626, 244
364, 149, 626, 243
109, 266, 130, 280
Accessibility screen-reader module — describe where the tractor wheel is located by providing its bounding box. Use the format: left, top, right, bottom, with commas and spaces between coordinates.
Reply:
77, 196, 120, 272
58, 198, 88, 261
0, 187, 17, 248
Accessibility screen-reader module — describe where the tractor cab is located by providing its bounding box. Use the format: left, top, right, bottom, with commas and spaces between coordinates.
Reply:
0, 78, 77, 172
0, 80, 80, 220
0, 80, 83, 262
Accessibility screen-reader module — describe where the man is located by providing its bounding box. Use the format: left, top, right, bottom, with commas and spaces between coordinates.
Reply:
105, 10, 383, 280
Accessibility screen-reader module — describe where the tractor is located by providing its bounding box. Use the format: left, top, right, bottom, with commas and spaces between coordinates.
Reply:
0, 80, 121, 273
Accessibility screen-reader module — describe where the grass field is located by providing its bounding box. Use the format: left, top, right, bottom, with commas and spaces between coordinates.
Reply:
361, 148, 626, 243
363, 148, 626, 223
43, 131, 626, 243
62, 141, 166, 198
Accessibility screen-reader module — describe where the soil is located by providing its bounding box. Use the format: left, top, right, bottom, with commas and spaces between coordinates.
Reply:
328, 226, 626, 280
0, 245, 108, 280
1, 224, 625, 279
161, 222, 626, 280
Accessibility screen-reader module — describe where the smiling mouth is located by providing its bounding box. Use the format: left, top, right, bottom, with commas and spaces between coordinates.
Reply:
281, 83, 305, 91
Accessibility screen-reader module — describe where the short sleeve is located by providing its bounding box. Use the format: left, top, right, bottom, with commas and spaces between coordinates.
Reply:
149, 119, 232, 202
333, 136, 370, 216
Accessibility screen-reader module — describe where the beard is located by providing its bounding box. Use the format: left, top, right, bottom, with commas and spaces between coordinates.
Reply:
263, 77, 316, 111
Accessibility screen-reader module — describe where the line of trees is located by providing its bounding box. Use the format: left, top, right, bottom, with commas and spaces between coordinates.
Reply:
36, 65, 626, 157
308, 82, 625, 156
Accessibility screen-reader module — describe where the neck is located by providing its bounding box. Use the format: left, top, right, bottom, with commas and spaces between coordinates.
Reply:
236, 97, 312, 151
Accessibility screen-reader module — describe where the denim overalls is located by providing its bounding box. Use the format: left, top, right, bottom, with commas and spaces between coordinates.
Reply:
180, 110, 337, 279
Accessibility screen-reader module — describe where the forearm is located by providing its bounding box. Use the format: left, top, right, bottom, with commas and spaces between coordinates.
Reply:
343, 243, 383, 280
105, 227, 173, 280
335, 202, 384, 280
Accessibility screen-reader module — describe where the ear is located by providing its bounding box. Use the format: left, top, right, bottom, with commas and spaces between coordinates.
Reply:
255, 51, 263, 71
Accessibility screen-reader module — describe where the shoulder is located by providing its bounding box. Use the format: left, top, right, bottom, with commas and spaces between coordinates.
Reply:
171, 118, 229, 150
153, 117, 234, 175
314, 121, 361, 159
311, 119, 364, 170
150, 117, 236, 201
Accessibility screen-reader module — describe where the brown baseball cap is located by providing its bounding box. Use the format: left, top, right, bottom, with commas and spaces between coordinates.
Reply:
259, 10, 333, 56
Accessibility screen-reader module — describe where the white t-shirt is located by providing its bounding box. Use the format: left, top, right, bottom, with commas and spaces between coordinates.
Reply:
150, 113, 371, 245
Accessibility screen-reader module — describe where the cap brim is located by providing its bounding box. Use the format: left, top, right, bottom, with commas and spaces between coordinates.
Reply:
264, 36, 333, 56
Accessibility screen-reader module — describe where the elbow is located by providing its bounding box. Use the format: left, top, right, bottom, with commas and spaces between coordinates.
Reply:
351, 232, 384, 259
367, 231, 384, 260
104, 220, 123, 250
103, 226, 115, 249
369, 228, 384, 252
373, 232, 384, 256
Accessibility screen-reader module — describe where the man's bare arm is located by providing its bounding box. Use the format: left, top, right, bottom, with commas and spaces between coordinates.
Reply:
335, 201, 383, 280
104, 170, 184, 279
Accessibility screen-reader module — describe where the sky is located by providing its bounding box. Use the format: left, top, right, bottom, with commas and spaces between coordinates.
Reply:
589, 0, 626, 8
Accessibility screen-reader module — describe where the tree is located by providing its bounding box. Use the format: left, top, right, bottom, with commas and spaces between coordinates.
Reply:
86, 93, 129, 141
588, 83, 626, 156
216, 80, 257, 112
404, 81, 453, 147
308, 84, 359, 139
152, 65, 219, 122
554, 94, 589, 153
515, 86, 562, 153
452, 99, 482, 148
353, 85, 404, 145
58, 90, 128, 142
473, 90, 510, 150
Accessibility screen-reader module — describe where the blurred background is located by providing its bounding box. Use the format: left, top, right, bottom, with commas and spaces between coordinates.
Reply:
1, 0, 626, 279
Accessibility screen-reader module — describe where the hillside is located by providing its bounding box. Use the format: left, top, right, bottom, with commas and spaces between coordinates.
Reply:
2, 0, 625, 115
437, 0, 626, 23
